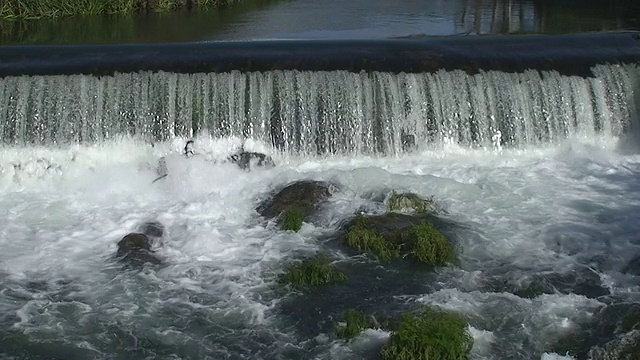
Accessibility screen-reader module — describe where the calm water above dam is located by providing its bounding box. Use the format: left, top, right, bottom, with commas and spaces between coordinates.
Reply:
1, 0, 639, 45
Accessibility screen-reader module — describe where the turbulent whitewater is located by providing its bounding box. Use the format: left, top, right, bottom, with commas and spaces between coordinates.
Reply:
1, 65, 640, 360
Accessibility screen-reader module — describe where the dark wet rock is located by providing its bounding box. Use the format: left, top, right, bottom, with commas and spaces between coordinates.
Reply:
257, 180, 336, 222
550, 302, 640, 359
622, 253, 640, 275
139, 221, 164, 238
483, 265, 609, 299
228, 151, 275, 171
588, 331, 640, 360
116, 233, 161, 265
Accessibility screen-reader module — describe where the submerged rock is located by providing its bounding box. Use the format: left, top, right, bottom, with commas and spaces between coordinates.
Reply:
550, 302, 640, 359
589, 331, 640, 360
228, 151, 275, 171
386, 191, 444, 214
257, 180, 336, 224
151, 141, 276, 183
139, 221, 164, 238
484, 265, 610, 299
622, 253, 640, 275
116, 233, 161, 265
341, 212, 457, 266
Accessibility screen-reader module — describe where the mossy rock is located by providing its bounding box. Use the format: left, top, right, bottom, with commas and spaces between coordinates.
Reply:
345, 215, 400, 262
387, 191, 443, 214
342, 213, 457, 266
257, 180, 336, 227
335, 308, 380, 339
279, 254, 347, 290
281, 206, 304, 232
380, 306, 473, 360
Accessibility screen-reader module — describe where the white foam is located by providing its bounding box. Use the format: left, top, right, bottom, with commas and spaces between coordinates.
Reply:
0, 134, 639, 358
541, 353, 576, 360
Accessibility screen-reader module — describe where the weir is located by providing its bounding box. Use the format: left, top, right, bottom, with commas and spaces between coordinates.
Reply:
0, 32, 639, 154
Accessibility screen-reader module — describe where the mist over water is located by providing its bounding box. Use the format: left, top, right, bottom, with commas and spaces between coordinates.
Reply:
1, 64, 640, 359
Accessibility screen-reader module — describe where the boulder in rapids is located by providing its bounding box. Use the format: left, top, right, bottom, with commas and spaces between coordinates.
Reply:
152, 140, 276, 183
341, 212, 457, 266
228, 150, 275, 171
257, 180, 337, 229
622, 253, 640, 275
481, 264, 610, 299
116, 233, 162, 265
139, 221, 164, 238
549, 302, 640, 359
386, 191, 444, 214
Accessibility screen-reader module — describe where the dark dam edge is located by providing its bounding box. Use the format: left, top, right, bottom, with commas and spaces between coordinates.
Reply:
0, 32, 639, 78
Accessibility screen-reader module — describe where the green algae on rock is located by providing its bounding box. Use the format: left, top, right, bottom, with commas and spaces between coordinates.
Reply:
279, 254, 347, 290
402, 222, 457, 266
345, 215, 401, 262
343, 213, 457, 266
335, 308, 375, 339
281, 206, 304, 232
387, 191, 443, 214
380, 307, 473, 360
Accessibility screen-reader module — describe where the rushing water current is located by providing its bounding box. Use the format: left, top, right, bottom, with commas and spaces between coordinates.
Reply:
1, 65, 640, 359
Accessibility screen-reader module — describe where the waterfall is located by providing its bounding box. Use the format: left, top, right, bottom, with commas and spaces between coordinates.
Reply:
0, 64, 638, 155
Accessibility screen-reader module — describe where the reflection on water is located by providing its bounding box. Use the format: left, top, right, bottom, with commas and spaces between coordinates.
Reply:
454, 0, 640, 36
0, 0, 639, 44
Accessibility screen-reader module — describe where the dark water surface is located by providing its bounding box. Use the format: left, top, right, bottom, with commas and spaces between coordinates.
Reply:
1, 0, 639, 45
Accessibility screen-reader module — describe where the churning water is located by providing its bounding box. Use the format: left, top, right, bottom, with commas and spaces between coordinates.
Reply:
0, 64, 640, 359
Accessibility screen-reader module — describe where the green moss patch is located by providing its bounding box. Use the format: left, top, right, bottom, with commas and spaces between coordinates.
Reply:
279, 254, 347, 290
402, 223, 457, 266
335, 308, 374, 339
344, 215, 457, 266
345, 215, 400, 262
281, 206, 304, 232
380, 307, 473, 360
387, 191, 442, 214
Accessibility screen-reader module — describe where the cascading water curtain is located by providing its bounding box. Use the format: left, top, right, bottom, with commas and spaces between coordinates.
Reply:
0, 64, 638, 154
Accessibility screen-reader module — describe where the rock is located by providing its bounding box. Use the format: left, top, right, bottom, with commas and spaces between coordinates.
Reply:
228, 151, 275, 171
588, 331, 640, 360
380, 307, 473, 360
152, 141, 276, 183
386, 191, 444, 214
139, 221, 164, 238
341, 212, 457, 266
483, 265, 610, 299
622, 253, 640, 275
116, 233, 161, 265
257, 180, 335, 221
550, 302, 640, 359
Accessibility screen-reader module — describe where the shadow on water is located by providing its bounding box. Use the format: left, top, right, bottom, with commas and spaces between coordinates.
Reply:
0, 0, 281, 45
